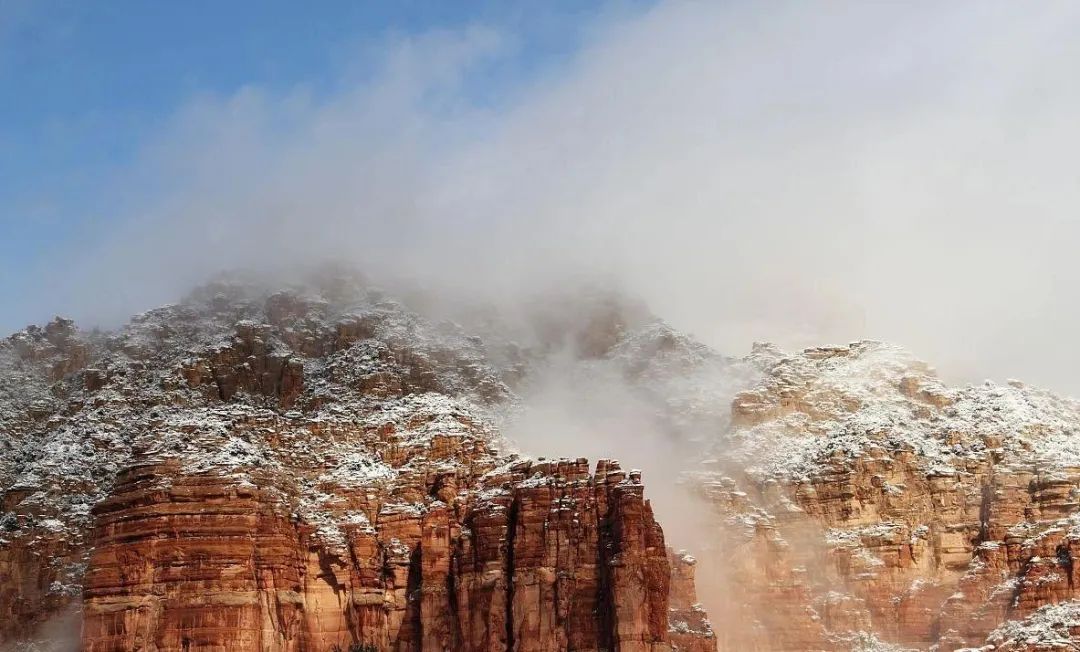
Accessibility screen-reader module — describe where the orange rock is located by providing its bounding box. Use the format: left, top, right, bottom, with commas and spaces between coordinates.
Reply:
79, 458, 714, 652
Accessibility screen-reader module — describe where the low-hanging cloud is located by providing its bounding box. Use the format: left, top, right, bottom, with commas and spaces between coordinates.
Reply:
17, 0, 1080, 395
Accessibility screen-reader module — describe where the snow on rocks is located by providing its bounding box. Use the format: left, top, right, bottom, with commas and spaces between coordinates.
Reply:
983, 600, 1080, 650
714, 340, 1080, 482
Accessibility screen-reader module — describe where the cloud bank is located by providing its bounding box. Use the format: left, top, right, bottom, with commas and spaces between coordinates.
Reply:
18, 0, 1080, 394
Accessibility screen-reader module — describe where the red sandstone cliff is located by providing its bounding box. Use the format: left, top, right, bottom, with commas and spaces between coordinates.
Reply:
17, 270, 1080, 650
0, 273, 715, 651
3, 440, 711, 652
690, 342, 1080, 651
81, 457, 696, 652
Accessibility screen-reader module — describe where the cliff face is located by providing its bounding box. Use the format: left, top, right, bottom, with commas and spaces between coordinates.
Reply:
16, 269, 1080, 651
0, 273, 715, 651
82, 457, 687, 652
691, 342, 1080, 651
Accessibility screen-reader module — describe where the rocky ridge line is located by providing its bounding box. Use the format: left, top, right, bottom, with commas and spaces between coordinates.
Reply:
0, 272, 717, 651
692, 341, 1080, 650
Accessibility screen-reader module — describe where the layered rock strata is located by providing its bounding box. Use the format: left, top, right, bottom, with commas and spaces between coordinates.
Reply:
0, 273, 716, 651
80, 457, 697, 652
692, 341, 1080, 651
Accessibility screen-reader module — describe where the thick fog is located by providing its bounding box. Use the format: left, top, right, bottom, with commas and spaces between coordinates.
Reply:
12, 0, 1080, 394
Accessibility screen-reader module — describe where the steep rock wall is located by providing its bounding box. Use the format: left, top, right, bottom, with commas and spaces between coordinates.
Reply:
81, 458, 712, 652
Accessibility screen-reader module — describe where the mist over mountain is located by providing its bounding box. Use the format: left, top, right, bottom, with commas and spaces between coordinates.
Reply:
2, 267, 1080, 650
8, 1, 1080, 395
7, 2, 1080, 651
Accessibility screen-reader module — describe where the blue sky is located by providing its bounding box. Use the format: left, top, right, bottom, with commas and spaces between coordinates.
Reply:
6, 1, 1080, 395
0, 0, 648, 331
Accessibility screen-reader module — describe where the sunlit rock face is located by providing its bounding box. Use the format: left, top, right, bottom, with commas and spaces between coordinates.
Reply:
14, 266, 1080, 651
80, 458, 690, 652
691, 341, 1080, 651
0, 270, 716, 651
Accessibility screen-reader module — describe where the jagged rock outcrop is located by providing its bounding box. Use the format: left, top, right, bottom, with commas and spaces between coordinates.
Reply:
966, 600, 1080, 651
690, 341, 1080, 651
0, 271, 716, 651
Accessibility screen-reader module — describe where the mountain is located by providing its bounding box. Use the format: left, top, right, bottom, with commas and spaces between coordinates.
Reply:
0, 270, 716, 651
5, 268, 1080, 651
693, 341, 1080, 651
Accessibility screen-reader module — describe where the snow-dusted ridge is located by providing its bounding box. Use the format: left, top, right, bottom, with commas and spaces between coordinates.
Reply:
7, 269, 1080, 649
715, 340, 1080, 483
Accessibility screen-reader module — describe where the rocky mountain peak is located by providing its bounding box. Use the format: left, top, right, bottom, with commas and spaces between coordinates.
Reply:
7, 270, 1080, 650
0, 270, 718, 651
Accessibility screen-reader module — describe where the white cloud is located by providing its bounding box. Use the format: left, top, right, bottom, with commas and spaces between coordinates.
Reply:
26, 0, 1080, 394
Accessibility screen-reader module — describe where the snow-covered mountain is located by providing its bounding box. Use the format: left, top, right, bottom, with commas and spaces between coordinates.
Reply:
5, 268, 1080, 651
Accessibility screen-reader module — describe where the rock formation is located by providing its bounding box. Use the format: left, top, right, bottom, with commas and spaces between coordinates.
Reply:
14, 268, 1080, 650
691, 341, 1080, 651
0, 271, 715, 651
81, 456, 685, 652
